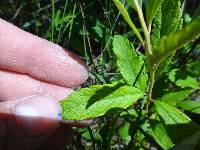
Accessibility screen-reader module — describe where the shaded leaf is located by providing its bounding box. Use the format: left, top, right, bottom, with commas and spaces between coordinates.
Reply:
153, 99, 200, 145
173, 131, 200, 150
149, 122, 174, 150
151, 0, 183, 78
154, 101, 200, 143
153, 17, 200, 65
61, 84, 145, 120
113, 35, 148, 91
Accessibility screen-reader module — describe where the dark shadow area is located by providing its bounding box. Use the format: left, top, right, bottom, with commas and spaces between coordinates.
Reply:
188, 112, 200, 125
133, 62, 145, 87
0, 113, 59, 150
86, 83, 125, 109
0, 112, 87, 150
173, 69, 188, 81
104, 107, 124, 116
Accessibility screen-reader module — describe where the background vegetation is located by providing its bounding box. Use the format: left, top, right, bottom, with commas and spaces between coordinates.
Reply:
0, 0, 200, 149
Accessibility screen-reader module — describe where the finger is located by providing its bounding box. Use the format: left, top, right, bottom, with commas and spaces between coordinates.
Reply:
0, 18, 88, 88
0, 69, 73, 101
0, 95, 61, 149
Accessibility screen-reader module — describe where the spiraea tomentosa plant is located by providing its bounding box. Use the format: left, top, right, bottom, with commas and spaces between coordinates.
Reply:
61, 0, 200, 149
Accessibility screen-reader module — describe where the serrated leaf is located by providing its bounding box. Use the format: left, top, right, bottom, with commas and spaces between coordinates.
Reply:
151, 8, 162, 49
160, 0, 182, 36
153, 17, 200, 65
178, 101, 200, 114
61, 84, 145, 120
151, 0, 183, 77
112, 0, 144, 45
149, 122, 174, 150
158, 89, 192, 106
169, 69, 199, 89
154, 101, 191, 124
112, 35, 148, 91
154, 101, 200, 144
146, 0, 164, 25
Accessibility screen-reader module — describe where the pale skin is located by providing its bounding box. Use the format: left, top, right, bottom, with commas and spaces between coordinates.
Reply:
0, 18, 90, 150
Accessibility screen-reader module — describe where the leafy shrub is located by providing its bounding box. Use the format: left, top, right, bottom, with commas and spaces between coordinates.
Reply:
61, 0, 200, 149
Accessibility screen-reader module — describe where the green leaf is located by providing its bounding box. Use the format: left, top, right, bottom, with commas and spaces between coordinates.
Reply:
160, 0, 182, 36
154, 101, 200, 143
92, 20, 104, 39
119, 122, 131, 142
61, 84, 145, 120
154, 101, 191, 124
146, 0, 164, 25
149, 122, 175, 150
178, 101, 200, 114
169, 69, 199, 89
112, 0, 144, 45
151, 0, 183, 77
173, 131, 200, 150
113, 35, 148, 91
158, 89, 192, 106
151, 8, 162, 50
153, 17, 200, 65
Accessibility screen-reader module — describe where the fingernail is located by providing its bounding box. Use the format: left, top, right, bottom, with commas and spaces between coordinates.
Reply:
12, 95, 61, 137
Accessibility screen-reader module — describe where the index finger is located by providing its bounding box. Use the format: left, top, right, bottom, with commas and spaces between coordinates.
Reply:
0, 18, 88, 87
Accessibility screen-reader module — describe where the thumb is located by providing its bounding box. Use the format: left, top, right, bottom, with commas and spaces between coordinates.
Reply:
0, 95, 61, 150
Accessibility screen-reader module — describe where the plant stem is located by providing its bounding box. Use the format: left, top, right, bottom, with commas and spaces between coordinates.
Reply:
133, 0, 152, 56
133, 0, 155, 112
145, 66, 155, 112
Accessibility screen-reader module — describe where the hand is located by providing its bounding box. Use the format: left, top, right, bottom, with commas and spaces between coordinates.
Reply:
0, 18, 89, 150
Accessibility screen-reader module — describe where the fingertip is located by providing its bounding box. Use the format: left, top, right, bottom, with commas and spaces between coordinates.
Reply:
11, 95, 61, 137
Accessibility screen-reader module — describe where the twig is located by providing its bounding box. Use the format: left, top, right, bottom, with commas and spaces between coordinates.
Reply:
36, 0, 60, 13
79, 2, 98, 73
10, 4, 23, 21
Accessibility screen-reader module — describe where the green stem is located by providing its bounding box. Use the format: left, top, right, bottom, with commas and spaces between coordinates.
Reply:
145, 66, 155, 112
133, 0, 152, 56
132, 0, 155, 112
